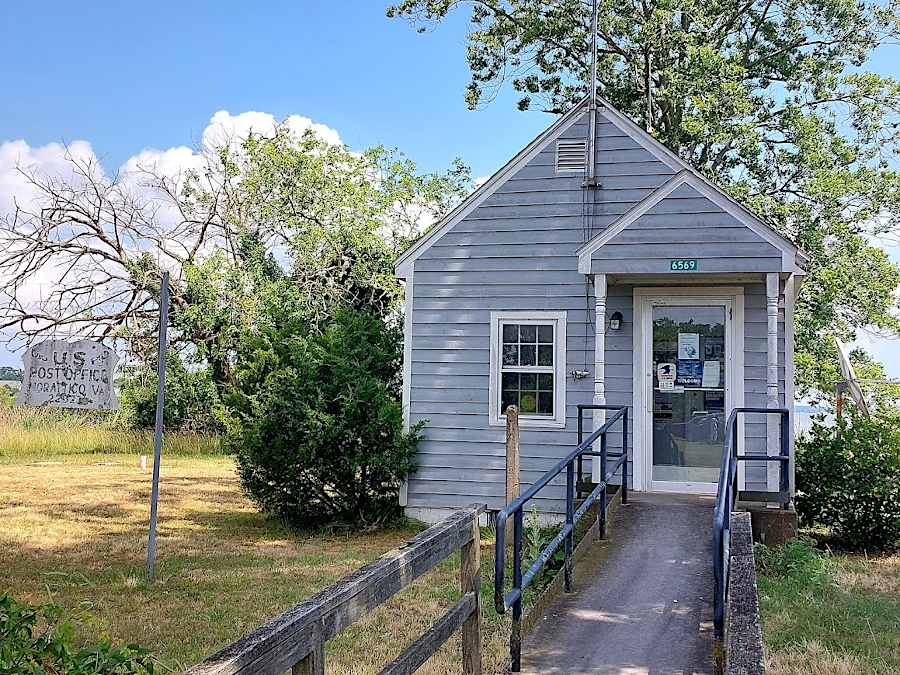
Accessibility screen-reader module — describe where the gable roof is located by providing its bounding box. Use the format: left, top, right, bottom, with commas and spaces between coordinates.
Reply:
396, 96, 806, 277
576, 170, 808, 275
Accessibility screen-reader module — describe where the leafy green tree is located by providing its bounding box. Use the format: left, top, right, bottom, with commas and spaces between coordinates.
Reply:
389, 0, 900, 397
0, 124, 469, 388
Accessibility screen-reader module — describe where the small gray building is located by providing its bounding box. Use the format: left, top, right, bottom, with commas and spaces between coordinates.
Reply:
396, 98, 806, 522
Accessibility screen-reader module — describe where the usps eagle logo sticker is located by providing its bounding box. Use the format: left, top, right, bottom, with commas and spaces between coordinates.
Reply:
657, 363, 677, 383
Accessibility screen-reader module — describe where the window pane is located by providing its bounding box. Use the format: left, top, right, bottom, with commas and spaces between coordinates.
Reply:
501, 389, 518, 414
519, 391, 538, 414
538, 391, 553, 415
520, 345, 536, 366
497, 320, 559, 420
538, 345, 553, 366
503, 324, 518, 343
503, 344, 519, 366
520, 325, 537, 342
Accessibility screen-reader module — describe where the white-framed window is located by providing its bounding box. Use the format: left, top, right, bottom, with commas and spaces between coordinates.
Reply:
489, 311, 567, 428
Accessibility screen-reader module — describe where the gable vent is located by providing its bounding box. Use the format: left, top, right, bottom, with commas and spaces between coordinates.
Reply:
556, 140, 586, 172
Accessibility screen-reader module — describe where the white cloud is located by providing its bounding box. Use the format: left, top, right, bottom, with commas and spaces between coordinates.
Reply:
202, 110, 343, 154
472, 175, 491, 190
0, 139, 97, 216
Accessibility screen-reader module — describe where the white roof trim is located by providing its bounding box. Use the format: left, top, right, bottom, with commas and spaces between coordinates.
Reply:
395, 104, 588, 277
577, 170, 805, 275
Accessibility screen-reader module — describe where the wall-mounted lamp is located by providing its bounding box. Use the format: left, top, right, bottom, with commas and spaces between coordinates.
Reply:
608, 311, 623, 331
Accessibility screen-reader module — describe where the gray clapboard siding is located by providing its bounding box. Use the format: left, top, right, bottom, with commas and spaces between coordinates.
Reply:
413, 297, 589, 312
413, 256, 582, 272
589, 188, 783, 277
415, 285, 589, 299
593, 258, 784, 275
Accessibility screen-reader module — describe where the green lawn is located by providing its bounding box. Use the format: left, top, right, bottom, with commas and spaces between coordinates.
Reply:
0, 408, 511, 674
757, 539, 900, 674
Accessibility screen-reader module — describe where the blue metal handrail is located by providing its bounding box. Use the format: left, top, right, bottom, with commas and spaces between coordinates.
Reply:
494, 405, 629, 672
713, 407, 790, 640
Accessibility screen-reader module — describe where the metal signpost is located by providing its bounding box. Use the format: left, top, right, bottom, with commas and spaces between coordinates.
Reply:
147, 272, 169, 581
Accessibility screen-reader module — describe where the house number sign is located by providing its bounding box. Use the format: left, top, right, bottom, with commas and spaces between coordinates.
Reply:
670, 259, 698, 271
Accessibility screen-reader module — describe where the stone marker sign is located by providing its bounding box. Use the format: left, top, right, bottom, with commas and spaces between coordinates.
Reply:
16, 339, 119, 410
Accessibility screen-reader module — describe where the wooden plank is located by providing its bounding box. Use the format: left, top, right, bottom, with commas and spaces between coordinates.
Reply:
375, 593, 478, 675
186, 505, 485, 675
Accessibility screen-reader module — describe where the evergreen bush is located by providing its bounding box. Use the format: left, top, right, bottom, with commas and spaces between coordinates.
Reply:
232, 305, 421, 530
795, 411, 900, 550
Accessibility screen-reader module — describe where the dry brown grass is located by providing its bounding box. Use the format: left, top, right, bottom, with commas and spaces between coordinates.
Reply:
760, 544, 900, 675
766, 640, 864, 675
833, 555, 900, 596
0, 456, 510, 674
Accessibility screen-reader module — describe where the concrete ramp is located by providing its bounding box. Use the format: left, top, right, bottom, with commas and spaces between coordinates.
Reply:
521, 493, 715, 675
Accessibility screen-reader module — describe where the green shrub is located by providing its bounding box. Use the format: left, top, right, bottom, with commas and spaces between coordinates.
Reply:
0, 385, 17, 405
0, 593, 153, 674
795, 411, 900, 550
232, 305, 421, 530
119, 353, 233, 434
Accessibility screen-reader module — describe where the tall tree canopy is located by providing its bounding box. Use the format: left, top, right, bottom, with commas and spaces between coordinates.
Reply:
0, 125, 469, 380
389, 0, 900, 397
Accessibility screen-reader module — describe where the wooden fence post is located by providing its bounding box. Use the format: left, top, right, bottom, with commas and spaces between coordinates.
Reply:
461, 518, 483, 675
292, 620, 324, 675
506, 405, 520, 550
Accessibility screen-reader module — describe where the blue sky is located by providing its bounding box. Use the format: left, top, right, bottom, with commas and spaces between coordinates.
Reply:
1, 1, 900, 376
0, 1, 547, 177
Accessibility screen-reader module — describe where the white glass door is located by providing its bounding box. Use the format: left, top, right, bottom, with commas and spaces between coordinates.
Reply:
650, 303, 728, 487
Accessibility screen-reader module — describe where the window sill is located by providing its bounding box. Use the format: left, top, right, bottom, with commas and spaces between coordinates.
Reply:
490, 417, 567, 429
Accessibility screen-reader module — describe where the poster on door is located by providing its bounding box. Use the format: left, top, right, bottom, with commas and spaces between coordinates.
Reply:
675, 359, 702, 386
678, 332, 700, 359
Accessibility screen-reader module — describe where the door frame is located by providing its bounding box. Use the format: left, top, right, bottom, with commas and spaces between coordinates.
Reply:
632, 287, 745, 493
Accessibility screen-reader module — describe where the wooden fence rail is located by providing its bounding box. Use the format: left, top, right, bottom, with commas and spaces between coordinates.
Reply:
185, 504, 486, 675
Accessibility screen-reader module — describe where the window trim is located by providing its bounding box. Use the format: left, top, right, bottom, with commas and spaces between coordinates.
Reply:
489, 311, 567, 428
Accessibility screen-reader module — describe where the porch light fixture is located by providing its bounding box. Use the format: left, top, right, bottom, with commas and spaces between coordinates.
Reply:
609, 311, 623, 331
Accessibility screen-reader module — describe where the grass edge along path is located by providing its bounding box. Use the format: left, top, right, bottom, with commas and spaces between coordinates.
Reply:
756, 538, 900, 675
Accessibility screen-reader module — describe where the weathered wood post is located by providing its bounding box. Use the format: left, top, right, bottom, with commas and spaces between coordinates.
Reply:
461, 515, 483, 675
505, 405, 520, 551
292, 620, 325, 675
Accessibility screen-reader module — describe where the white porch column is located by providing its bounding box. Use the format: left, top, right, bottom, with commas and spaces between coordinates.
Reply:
784, 274, 798, 496
766, 273, 780, 492
592, 274, 607, 483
